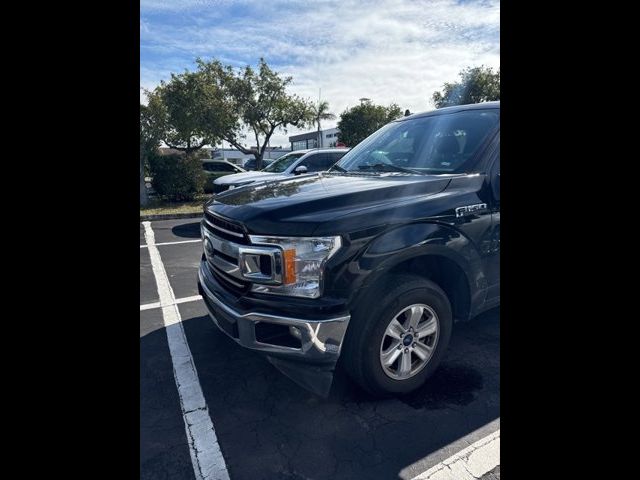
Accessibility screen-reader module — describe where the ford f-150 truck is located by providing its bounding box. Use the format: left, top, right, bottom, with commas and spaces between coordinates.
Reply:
197, 101, 500, 397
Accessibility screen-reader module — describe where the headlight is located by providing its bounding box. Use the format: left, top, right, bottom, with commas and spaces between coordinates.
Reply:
248, 235, 342, 299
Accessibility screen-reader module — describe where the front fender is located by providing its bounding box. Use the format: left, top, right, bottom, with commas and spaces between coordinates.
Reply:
326, 222, 487, 315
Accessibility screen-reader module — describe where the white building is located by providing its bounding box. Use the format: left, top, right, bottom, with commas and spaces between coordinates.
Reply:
158, 146, 291, 166
290, 127, 341, 150
210, 147, 291, 165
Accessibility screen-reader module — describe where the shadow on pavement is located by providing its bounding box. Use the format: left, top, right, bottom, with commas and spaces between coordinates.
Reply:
171, 222, 201, 239
176, 302, 499, 480
140, 322, 195, 480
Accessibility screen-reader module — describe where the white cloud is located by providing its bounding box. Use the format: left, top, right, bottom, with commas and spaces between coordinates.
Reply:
140, 0, 235, 11
141, 0, 499, 147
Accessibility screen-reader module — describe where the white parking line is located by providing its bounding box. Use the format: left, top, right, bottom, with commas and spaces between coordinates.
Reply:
140, 239, 202, 248
140, 295, 203, 311
412, 429, 500, 480
142, 221, 229, 480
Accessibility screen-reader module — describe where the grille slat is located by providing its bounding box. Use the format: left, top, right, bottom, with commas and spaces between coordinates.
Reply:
210, 264, 250, 294
203, 211, 248, 244
214, 249, 238, 265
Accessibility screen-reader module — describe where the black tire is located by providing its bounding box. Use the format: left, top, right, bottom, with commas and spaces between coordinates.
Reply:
342, 274, 453, 396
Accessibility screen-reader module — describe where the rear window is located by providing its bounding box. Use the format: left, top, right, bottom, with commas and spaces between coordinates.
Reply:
203, 162, 235, 172
202, 163, 219, 172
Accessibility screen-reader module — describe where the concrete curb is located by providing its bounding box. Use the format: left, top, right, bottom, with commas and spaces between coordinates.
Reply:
140, 212, 203, 222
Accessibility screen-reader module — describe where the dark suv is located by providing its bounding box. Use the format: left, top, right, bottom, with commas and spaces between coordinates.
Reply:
198, 102, 500, 396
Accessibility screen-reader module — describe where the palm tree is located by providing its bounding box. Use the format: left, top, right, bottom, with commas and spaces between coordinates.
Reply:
311, 100, 336, 148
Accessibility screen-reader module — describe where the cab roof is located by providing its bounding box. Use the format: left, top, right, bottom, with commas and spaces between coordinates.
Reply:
399, 101, 500, 122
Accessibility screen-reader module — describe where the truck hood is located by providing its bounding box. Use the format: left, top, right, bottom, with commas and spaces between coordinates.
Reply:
215, 171, 287, 186
207, 173, 456, 236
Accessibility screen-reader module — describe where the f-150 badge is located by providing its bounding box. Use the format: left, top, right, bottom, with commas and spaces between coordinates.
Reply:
455, 203, 488, 217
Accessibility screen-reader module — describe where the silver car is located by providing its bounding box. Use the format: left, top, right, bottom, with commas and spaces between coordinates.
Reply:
212, 148, 350, 194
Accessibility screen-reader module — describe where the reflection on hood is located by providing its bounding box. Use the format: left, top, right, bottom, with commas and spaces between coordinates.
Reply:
215, 171, 286, 186
217, 176, 319, 204
208, 172, 457, 237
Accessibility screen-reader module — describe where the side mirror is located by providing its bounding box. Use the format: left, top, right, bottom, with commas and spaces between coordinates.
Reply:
294, 165, 308, 175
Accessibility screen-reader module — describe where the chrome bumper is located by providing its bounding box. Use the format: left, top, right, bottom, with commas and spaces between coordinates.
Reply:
198, 261, 351, 365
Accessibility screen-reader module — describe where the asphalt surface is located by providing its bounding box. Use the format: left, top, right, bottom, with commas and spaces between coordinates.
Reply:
140, 218, 500, 479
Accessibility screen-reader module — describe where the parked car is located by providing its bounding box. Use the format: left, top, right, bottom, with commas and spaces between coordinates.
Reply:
198, 102, 500, 397
242, 157, 275, 171
212, 148, 350, 194
201, 159, 246, 193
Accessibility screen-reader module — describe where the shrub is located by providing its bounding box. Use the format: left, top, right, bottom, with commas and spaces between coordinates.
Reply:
149, 152, 206, 201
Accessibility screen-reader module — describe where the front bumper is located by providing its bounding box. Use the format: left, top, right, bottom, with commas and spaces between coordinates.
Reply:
198, 260, 351, 393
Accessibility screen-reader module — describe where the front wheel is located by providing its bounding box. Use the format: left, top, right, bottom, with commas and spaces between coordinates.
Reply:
342, 275, 453, 396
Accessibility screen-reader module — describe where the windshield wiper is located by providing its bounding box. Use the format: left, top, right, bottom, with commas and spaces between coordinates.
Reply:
357, 163, 424, 174
329, 164, 347, 172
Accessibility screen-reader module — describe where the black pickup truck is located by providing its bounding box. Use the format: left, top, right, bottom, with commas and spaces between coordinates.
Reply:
198, 101, 500, 397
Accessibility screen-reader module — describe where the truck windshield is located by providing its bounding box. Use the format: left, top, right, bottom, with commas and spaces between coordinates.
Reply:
335, 109, 499, 175
262, 152, 305, 173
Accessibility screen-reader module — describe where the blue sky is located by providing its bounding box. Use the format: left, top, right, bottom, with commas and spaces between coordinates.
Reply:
141, 0, 500, 147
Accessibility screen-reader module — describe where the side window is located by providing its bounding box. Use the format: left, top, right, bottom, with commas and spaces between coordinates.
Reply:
204, 163, 220, 172
321, 154, 340, 170
300, 154, 331, 172
220, 163, 235, 172
331, 152, 347, 166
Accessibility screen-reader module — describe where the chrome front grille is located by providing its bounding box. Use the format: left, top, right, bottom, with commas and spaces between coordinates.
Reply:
203, 211, 248, 244
211, 266, 249, 293
201, 215, 284, 295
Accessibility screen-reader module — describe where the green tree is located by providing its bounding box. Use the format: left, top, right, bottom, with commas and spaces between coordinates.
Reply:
310, 100, 336, 148
432, 65, 500, 108
337, 99, 403, 147
198, 58, 314, 170
140, 100, 165, 206
146, 69, 228, 155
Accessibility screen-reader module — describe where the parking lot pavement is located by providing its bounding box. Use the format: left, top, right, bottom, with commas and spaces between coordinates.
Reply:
158, 243, 203, 300
140, 307, 166, 338
140, 219, 500, 479
140, 248, 160, 305
141, 223, 147, 245
482, 466, 500, 480
147, 218, 202, 244
140, 308, 195, 480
